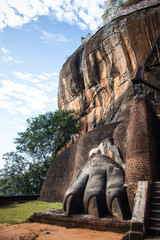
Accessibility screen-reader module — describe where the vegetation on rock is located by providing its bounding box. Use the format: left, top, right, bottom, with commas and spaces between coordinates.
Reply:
102, 0, 127, 21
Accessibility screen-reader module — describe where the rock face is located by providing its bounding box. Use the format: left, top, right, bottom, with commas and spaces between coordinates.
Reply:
58, 1, 160, 133
40, 1, 160, 220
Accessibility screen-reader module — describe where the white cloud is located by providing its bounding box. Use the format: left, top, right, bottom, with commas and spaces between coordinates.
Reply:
13, 71, 58, 82
40, 31, 71, 44
13, 71, 34, 81
38, 74, 48, 80
1, 56, 23, 64
0, 0, 106, 32
15, 59, 24, 64
37, 82, 58, 92
0, 95, 9, 101
2, 56, 13, 62
1, 46, 23, 64
0, 70, 58, 115
44, 72, 58, 77
1, 47, 9, 54
0, 80, 51, 115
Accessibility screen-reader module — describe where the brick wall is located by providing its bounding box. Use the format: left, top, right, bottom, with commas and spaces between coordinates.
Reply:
126, 97, 152, 183
126, 96, 160, 209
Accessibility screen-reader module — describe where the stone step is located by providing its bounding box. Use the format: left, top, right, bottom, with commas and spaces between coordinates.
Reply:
152, 189, 160, 194
152, 190, 160, 196
148, 48, 157, 56
146, 55, 157, 64
150, 203, 160, 210
150, 217, 160, 227
153, 181, 160, 185
145, 35, 160, 69
149, 226, 160, 235
153, 183, 160, 186
148, 181, 160, 235
151, 196, 160, 203
152, 184, 160, 188
146, 55, 156, 62
150, 210, 160, 218
150, 50, 157, 56
145, 43, 160, 67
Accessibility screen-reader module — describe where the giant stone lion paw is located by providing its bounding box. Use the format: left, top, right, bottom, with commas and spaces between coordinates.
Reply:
63, 138, 130, 220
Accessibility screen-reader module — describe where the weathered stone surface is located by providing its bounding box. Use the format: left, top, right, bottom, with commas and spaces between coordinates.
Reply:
58, 3, 160, 134
124, 0, 145, 8
39, 2, 160, 227
63, 138, 130, 220
29, 209, 130, 234
131, 181, 150, 231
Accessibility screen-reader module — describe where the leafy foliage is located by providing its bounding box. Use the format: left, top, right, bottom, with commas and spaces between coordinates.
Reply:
14, 110, 80, 159
0, 152, 32, 195
0, 110, 80, 195
102, 0, 127, 21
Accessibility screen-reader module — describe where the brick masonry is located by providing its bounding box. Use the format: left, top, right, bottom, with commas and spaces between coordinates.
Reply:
126, 96, 160, 210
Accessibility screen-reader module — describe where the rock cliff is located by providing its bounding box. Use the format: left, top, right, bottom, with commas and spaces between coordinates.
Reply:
40, 1, 160, 221
58, 0, 160, 134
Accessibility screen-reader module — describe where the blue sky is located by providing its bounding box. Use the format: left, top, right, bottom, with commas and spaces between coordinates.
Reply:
0, 0, 106, 169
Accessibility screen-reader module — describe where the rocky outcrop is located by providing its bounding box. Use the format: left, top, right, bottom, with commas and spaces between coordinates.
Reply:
40, 1, 160, 226
58, 1, 160, 133
124, 0, 145, 8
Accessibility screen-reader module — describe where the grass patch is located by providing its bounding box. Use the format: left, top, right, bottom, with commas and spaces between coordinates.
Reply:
0, 201, 63, 224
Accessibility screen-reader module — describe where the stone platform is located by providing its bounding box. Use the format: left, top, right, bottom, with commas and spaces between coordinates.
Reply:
29, 209, 130, 234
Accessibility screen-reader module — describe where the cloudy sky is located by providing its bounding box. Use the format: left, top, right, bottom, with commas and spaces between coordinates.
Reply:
0, 0, 106, 169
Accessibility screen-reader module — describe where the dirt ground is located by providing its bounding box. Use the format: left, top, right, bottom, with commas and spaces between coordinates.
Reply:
0, 222, 124, 240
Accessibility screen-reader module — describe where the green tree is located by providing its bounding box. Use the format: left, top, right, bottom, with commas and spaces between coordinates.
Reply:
15, 109, 80, 159
0, 109, 80, 195
0, 152, 31, 195
102, 0, 127, 21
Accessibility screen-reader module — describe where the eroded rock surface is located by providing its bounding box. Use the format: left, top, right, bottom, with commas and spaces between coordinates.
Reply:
40, 2, 160, 220
58, 2, 160, 133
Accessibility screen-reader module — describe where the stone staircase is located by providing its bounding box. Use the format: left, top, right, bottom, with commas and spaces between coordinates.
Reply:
149, 181, 160, 235
145, 35, 160, 70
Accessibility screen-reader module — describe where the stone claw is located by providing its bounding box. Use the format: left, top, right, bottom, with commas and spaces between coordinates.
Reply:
64, 195, 82, 216
63, 139, 130, 219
